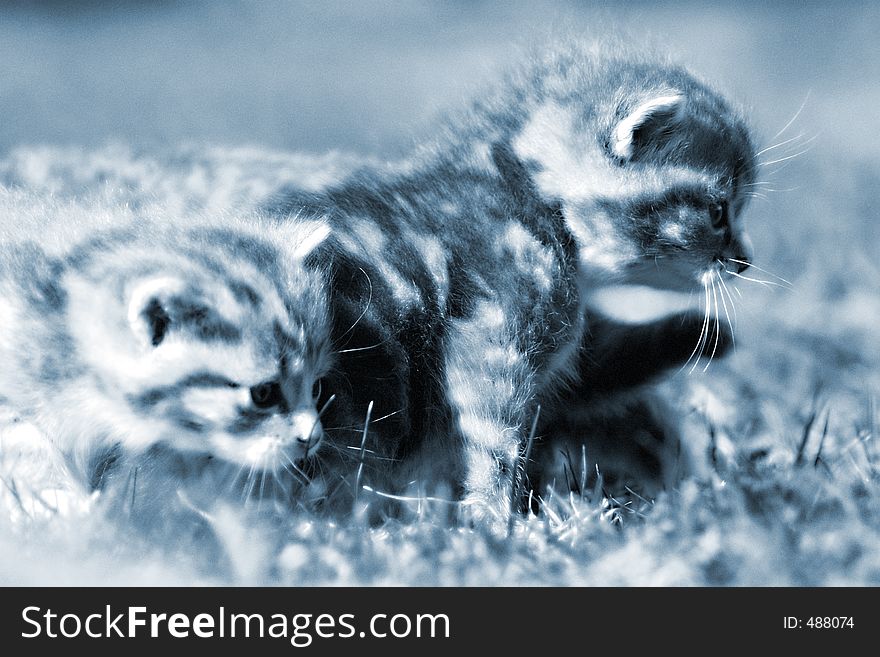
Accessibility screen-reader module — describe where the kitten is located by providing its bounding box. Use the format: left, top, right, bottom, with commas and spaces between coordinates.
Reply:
271, 42, 756, 526
0, 191, 333, 508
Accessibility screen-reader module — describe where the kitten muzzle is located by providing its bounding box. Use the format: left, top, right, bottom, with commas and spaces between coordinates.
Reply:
288, 408, 323, 459
721, 233, 753, 273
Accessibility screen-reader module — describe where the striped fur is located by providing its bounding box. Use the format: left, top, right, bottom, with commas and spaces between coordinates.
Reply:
273, 42, 757, 525
0, 192, 333, 497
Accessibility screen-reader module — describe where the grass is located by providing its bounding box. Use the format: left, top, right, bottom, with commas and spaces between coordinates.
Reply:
3, 403, 877, 586
1, 139, 878, 587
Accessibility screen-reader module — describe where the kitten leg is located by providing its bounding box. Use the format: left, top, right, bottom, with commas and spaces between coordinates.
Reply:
534, 388, 688, 501
579, 311, 733, 394
445, 306, 535, 528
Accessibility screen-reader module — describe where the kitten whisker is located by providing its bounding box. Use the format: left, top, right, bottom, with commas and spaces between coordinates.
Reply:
716, 270, 738, 341
703, 276, 721, 372
319, 425, 362, 433
693, 279, 713, 374
318, 443, 362, 465
258, 465, 267, 506
727, 258, 793, 287
320, 441, 398, 463
279, 459, 297, 478
769, 90, 811, 142
724, 268, 791, 289
765, 159, 798, 178
318, 408, 402, 431
741, 181, 801, 194
759, 141, 816, 168
243, 467, 258, 504
755, 132, 807, 157
283, 453, 312, 485
342, 444, 398, 461
681, 279, 711, 375
270, 467, 282, 495
228, 461, 249, 495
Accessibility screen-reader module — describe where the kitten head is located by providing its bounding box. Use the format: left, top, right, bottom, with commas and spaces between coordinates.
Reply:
505, 46, 757, 291
60, 217, 333, 475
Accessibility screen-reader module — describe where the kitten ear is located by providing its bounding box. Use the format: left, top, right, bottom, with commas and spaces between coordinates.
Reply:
127, 276, 184, 347
611, 94, 685, 160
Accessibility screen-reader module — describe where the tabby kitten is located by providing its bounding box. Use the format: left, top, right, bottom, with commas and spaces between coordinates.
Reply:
0, 192, 333, 500
272, 42, 756, 525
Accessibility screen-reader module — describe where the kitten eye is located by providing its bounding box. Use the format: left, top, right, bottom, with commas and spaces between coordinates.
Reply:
249, 381, 283, 409
709, 202, 728, 230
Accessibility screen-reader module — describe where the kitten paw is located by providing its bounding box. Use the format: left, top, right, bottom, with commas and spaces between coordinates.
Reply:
459, 495, 511, 537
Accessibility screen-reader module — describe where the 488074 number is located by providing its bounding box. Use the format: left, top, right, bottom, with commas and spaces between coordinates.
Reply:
806, 617, 854, 629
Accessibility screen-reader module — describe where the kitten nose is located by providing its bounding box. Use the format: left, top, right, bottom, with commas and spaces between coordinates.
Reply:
290, 409, 321, 446
726, 233, 753, 274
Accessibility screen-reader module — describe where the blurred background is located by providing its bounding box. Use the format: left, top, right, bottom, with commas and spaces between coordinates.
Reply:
0, 1, 876, 159
2, 0, 878, 363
